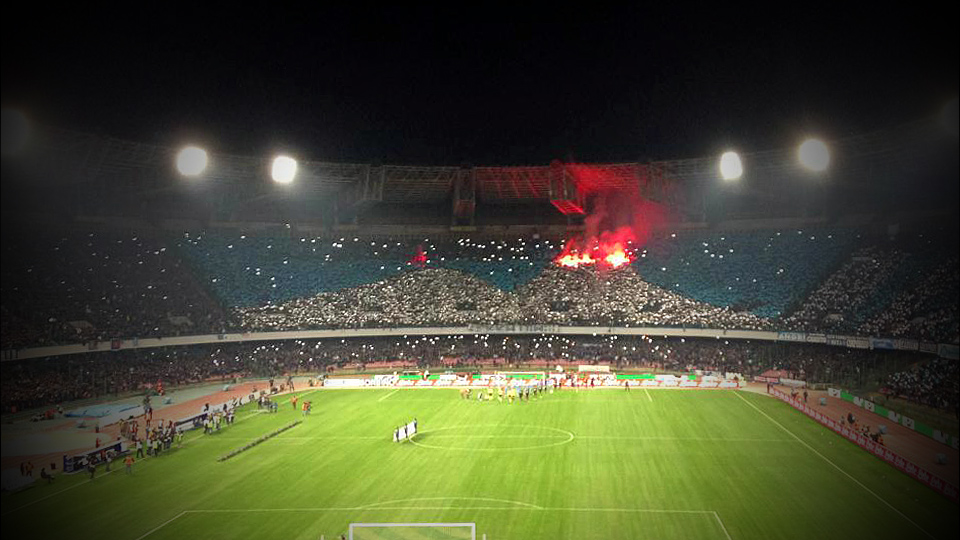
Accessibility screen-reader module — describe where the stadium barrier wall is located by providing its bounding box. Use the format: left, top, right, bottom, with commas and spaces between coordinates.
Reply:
5, 326, 956, 361
63, 439, 125, 474
770, 388, 958, 503
827, 388, 959, 450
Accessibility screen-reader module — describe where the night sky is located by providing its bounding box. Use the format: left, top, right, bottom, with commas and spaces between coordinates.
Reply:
3, 4, 956, 166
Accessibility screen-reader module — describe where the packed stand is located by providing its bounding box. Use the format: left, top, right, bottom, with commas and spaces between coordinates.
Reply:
882, 357, 960, 412
635, 228, 858, 318
782, 247, 907, 333
237, 265, 771, 331
3, 226, 958, 349
1, 227, 231, 347
2, 335, 942, 414
860, 257, 960, 344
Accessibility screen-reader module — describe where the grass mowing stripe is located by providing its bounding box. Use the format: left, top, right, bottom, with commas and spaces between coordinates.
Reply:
6, 389, 954, 540
732, 391, 934, 539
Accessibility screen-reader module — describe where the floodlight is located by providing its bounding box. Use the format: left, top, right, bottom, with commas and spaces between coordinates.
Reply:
798, 138, 830, 172
176, 146, 208, 176
719, 151, 743, 180
271, 155, 297, 184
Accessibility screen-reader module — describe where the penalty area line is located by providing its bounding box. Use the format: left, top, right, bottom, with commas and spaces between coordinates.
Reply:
713, 511, 733, 540
134, 511, 188, 540
643, 388, 653, 402
134, 505, 731, 538
732, 391, 934, 539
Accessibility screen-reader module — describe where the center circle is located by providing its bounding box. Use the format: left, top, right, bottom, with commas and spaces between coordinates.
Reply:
409, 424, 575, 451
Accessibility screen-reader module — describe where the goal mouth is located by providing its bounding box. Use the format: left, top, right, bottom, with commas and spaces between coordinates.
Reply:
349, 522, 476, 540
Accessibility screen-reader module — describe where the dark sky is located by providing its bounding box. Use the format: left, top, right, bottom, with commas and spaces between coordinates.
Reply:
3, 4, 956, 165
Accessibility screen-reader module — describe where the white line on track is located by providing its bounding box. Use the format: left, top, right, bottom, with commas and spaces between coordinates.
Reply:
377, 389, 400, 402
732, 391, 933, 539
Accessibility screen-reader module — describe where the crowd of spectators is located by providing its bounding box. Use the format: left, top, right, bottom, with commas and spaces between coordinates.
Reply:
237, 265, 770, 331
1, 226, 957, 350
2, 335, 941, 414
859, 257, 960, 343
0, 345, 246, 413
1, 227, 231, 348
636, 228, 858, 318
783, 247, 907, 333
882, 357, 959, 412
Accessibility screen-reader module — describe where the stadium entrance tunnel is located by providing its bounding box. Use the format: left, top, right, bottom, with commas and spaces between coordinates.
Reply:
409, 424, 575, 451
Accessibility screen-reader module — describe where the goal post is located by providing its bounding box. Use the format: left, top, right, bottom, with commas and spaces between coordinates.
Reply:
349, 522, 476, 540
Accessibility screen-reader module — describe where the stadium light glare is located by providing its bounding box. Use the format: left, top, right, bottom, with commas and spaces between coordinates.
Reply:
719, 151, 743, 181
176, 146, 208, 177
271, 155, 298, 184
797, 138, 830, 172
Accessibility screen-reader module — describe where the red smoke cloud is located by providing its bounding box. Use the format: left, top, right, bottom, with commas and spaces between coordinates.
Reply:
554, 165, 671, 269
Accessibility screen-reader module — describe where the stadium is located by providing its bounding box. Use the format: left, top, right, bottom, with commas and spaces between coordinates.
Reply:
2, 6, 958, 540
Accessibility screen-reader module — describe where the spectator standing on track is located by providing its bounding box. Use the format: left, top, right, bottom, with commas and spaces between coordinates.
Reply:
124, 455, 135, 475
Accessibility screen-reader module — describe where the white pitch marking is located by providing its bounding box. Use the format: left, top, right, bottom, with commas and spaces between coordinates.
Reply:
212, 434, 790, 443
643, 388, 654, 402
134, 511, 188, 540
358, 497, 544, 510
732, 391, 933, 539
377, 389, 401, 402
136, 505, 730, 538
713, 511, 733, 540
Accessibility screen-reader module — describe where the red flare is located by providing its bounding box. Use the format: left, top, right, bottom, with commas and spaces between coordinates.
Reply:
554, 238, 633, 269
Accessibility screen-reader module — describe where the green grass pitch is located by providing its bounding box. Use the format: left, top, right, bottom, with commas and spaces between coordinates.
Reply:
2, 389, 957, 539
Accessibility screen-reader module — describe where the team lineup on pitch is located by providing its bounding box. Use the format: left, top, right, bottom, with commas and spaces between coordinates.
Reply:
2, 386, 956, 540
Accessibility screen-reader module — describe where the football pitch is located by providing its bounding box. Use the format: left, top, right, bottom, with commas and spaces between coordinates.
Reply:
2, 389, 956, 540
